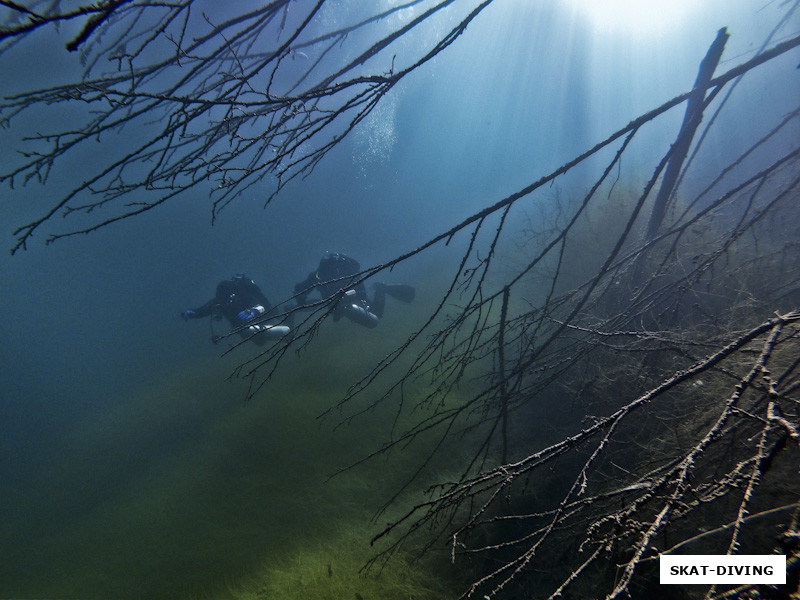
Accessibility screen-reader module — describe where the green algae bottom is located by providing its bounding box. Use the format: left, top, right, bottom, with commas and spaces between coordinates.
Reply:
1, 309, 469, 600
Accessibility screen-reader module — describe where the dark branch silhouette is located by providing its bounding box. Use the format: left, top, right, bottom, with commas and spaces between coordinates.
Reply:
1, 0, 491, 253
3, 1, 800, 598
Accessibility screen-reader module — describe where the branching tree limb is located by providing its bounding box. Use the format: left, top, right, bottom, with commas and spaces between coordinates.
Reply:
1, 0, 491, 253
3, 2, 800, 598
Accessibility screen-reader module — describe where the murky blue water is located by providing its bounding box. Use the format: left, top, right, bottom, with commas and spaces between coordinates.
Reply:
1, 1, 798, 598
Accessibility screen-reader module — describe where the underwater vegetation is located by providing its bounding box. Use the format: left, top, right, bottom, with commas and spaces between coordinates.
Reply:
0, 328, 471, 600
1, 2, 800, 600
225, 529, 457, 600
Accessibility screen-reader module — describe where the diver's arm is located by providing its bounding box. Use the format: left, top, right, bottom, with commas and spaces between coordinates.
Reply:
293, 271, 317, 305
183, 298, 217, 319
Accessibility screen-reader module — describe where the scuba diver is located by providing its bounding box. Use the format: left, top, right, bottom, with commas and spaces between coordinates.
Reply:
181, 274, 290, 346
293, 252, 415, 329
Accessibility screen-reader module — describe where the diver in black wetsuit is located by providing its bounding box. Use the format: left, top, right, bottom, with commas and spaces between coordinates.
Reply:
181, 274, 289, 346
293, 252, 415, 329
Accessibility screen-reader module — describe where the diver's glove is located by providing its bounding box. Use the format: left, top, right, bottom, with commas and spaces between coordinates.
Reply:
181, 309, 196, 321
236, 309, 256, 322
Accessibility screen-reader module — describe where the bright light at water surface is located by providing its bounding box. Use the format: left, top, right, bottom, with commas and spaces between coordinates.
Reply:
565, 0, 697, 34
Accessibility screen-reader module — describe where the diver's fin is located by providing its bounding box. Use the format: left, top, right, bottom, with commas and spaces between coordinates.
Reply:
384, 284, 415, 303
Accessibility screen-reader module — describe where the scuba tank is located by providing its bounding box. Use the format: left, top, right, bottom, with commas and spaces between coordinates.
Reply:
339, 291, 379, 328
242, 305, 290, 343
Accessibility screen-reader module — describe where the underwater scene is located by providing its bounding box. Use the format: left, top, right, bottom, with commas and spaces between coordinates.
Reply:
1, 1, 800, 599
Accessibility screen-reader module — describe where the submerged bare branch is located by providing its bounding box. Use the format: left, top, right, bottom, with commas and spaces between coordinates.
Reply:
3, 1, 800, 598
